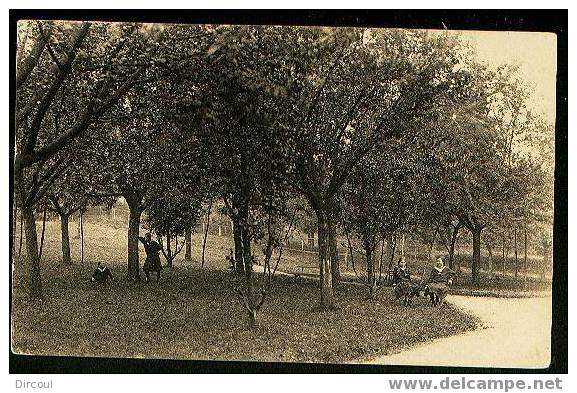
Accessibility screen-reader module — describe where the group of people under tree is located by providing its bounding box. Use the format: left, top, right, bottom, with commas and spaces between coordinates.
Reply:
392, 256, 456, 306
94, 228, 454, 308
91, 233, 456, 306
90, 222, 456, 308
91, 232, 163, 284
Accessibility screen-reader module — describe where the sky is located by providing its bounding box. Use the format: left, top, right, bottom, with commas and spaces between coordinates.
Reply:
458, 30, 557, 123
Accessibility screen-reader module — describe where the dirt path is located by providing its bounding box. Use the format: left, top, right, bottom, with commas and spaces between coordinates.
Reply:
360, 295, 552, 368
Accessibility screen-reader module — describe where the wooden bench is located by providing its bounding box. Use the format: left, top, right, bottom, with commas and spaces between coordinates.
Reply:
293, 263, 320, 282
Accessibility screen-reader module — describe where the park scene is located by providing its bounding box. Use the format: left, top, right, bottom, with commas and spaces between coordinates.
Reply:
12, 21, 555, 366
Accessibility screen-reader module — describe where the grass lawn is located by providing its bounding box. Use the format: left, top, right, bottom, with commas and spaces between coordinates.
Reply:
12, 219, 480, 363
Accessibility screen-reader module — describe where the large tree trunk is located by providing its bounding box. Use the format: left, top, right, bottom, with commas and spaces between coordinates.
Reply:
126, 200, 142, 281
524, 225, 528, 290
59, 213, 72, 265
428, 226, 438, 260
328, 217, 340, 286
184, 227, 192, 262
18, 209, 24, 258
233, 220, 244, 274
15, 166, 42, 299
386, 236, 397, 276
316, 212, 334, 309
471, 227, 482, 285
166, 234, 173, 268
514, 228, 519, 278
448, 224, 460, 270
487, 242, 493, 274
22, 204, 42, 299
241, 226, 257, 327
366, 244, 376, 299
201, 199, 213, 268
79, 210, 84, 264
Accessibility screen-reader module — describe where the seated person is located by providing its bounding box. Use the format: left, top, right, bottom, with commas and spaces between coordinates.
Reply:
392, 257, 418, 304
425, 257, 456, 306
91, 262, 113, 283
392, 257, 411, 286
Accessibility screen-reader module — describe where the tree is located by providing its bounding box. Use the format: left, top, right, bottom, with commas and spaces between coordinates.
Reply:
184, 226, 193, 262
306, 30, 478, 307
423, 62, 552, 285
167, 25, 294, 326
145, 192, 202, 268
82, 23, 215, 280
438, 217, 462, 270
47, 134, 114, 265
143, 135, 204, 268
88, 118, 179, 279
184, 26, 481, 309
270, 29, 471, 308
341, 155, 387, 299
15, 21, 159, 299
341, 139, 426, 298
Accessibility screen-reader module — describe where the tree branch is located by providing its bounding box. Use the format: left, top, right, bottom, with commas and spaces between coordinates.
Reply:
48, 193, 63, 215
23, 23, 91, 155
16, 22, 51, 90
28, 156, 71, 206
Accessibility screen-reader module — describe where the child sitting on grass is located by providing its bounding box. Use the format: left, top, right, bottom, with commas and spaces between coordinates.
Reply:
91, 262, 113, 283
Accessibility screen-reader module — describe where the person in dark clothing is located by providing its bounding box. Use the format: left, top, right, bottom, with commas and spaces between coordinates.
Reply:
139, 233, 163, 283
91, 262, 113, 283
392, 257, 411, 285
392, 257, 419, 306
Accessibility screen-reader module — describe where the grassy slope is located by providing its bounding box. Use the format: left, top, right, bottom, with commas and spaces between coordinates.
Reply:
12, 219, 479, 363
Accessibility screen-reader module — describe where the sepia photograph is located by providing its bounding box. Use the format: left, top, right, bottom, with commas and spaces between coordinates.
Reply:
9, 10, 566, 373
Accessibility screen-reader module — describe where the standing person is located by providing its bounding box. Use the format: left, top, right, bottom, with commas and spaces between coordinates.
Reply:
91, 262, 113, 283
425, 257, 456, 306
139, 233, 163, 283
